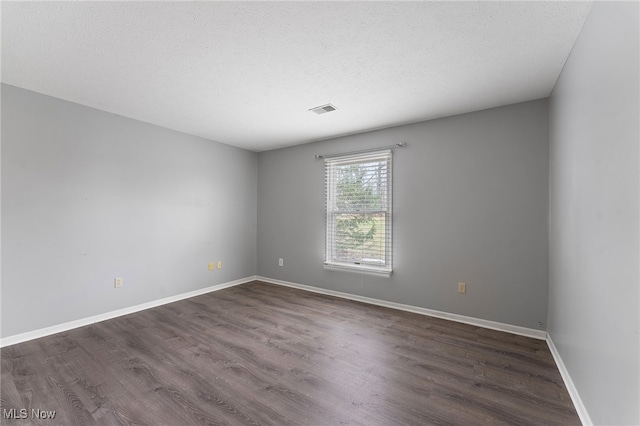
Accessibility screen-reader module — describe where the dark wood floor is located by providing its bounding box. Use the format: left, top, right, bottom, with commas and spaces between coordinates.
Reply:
1, 281, 580, 425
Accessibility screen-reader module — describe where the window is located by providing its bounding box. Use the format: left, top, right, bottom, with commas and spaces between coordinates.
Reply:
324, 150, 392, 276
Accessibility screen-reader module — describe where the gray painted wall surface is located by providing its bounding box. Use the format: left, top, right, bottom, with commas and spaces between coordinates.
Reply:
1, 84, 257, 338
548, 2, 639, 425
257, 99, 549, 330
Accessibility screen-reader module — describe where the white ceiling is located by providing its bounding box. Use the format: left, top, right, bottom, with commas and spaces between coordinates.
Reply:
1, 1, 592, 152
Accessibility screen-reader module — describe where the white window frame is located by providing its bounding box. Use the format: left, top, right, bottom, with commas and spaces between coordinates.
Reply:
324, 150, 392, 277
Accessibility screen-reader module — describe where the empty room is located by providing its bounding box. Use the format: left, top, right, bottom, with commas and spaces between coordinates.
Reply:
1, 1, 638, 425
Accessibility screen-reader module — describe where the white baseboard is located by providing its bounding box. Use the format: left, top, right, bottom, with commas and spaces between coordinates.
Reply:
256, 276, 547, 340
0, 276, 257, 348
546, 335, 592, 426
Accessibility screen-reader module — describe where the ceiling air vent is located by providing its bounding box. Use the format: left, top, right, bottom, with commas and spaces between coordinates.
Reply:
309, 103, 338, 115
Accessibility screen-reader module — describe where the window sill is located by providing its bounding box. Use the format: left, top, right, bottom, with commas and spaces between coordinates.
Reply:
323, 262, 392, 277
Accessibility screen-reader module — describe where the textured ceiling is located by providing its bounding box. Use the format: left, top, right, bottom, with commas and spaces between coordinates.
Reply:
1, 2, 592, 152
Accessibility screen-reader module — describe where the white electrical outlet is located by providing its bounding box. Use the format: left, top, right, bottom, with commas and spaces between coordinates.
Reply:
278, 258, 283, 267
458, 282, 466, 294
114, 277, 123, 288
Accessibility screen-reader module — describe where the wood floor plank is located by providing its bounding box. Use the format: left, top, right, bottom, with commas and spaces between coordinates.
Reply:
1, 281, 581, 425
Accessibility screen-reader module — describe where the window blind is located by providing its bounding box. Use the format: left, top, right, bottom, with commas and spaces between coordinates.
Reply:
325, 150, 392, 276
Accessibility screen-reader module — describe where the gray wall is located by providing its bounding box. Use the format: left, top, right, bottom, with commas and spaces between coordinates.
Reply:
257, 99, 549, 330
548, 2, 639, 425
1, 84, 257, 338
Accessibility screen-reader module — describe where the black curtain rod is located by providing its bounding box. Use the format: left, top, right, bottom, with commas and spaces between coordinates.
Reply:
315, 142, 407, 159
